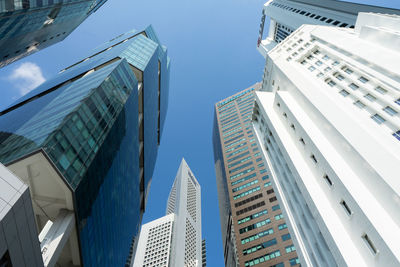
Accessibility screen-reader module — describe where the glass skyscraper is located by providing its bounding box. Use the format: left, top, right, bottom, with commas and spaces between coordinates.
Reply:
0, 25, 170, 267
0, 0, 107, 68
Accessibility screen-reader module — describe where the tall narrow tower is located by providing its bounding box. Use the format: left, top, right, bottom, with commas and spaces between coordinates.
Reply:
213, 84, 299, 267
133, 159, 203, 267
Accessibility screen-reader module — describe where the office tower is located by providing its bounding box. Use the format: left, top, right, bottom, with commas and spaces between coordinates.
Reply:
132, 213, 175, 267
133, 158, 203, 267
252, 12, 400, 267
201, 239, 206, 267
213, 84, 299, 267
0, 0, 107, 68
0, 25, 170, 267
0, 163, 42, 266
257, 0, 400, 58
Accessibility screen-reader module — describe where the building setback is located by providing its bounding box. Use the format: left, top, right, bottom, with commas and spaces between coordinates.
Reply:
252, 12, 400, 267
213, 83, 299, 267
256, 0, 400, 58
133, 158, 202, 267
0, 25, 170, 266
0, 0, 107, 68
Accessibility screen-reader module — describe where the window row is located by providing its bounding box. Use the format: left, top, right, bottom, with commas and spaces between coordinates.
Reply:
233, 186, 261, 200
237, 209, 268, 225
232, 179, 259, 193
270, 2, 352, 28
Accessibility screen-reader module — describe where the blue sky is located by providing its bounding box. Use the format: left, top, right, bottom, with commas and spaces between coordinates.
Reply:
0, 0, 399, 265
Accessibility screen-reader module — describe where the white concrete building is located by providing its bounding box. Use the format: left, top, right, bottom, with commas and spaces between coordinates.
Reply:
252, 13, 400, 267
257, 0, 400, 58
133, 159, 202, 267
132, 214, 175, 267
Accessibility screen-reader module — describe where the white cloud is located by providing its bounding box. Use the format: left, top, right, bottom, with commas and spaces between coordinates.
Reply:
9, 62, 45, 96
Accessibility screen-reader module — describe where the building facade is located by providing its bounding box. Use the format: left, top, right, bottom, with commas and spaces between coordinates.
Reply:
0, 25, 170, 266
133, 158, 202, 267
132, 213, 175, 267
0, 163, 42, 267
0, 0, 107, 68
252, 12, 400, 267
257, 0, 400, 58
213, 84, 299, 267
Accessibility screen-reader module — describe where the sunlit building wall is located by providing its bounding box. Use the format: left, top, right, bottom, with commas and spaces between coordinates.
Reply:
252, 12, 400, 267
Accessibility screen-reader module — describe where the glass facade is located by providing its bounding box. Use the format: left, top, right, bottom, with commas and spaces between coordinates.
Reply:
0, 0, 107, 68
0, 26, 169, 266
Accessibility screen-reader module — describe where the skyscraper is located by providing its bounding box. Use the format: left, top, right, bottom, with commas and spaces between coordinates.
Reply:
133, 158, 203, 267
213, 84, 299, 267
0, 25, 170, 266
257, 0, 400, 58
252, 12, 400, 267
0, 0, 107, 68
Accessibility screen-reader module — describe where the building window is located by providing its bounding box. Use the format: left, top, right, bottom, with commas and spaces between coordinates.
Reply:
332, 20, 341, 25
348, 83, 359, 90
317, 72, 324, 78
269, 196, 277, 202
343, 67, 353, 74
272, 204, 280, 211
359, 76, 369, 83
285, 245, 296, 253
336, 74, 344, 81
383, 106, 397, 116
362, 234, 378, 255
283, 113, 287, 118
289, 257, 300, 266
281, 233, 291, 241
354, 100, 366, 109
323, 174, 333, 186
278, 223, 287, 230
364, 94, 376, 102
322, 55, 329, 60
299, 138, 305, 145
290, 124, 295, 130
326, 18, 333, 23
308, 66, 316, 72
375, 86, 387, 94
395, 98, 400, 106
393, 130, 400, 141
324, 67, 332, 72
340, 200, 352, 216
327, 80, 336, 87
371, 114, 385, 124
316, 60, 322, 66
332, 61, 339, 66
340, 90, 349, 97
310, 154, 318, 164
277, 102, 280, 107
